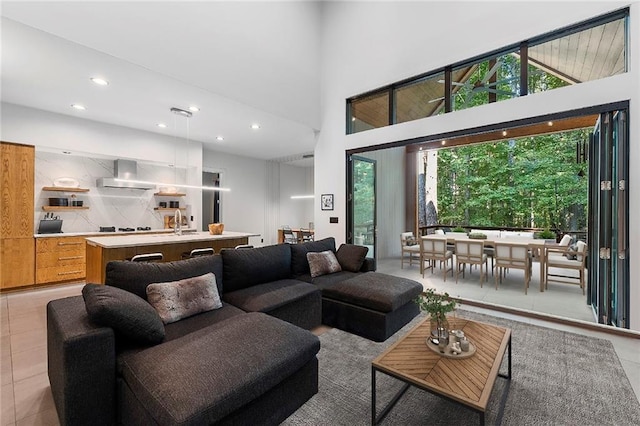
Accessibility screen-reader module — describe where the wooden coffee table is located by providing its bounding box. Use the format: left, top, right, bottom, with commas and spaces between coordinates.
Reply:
371, 317, 511, 425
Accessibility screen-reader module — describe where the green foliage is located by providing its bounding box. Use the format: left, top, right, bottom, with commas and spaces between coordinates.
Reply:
352, 159, 375, 242
436, 130, 589, 230
451, 226, 467, 233
535, 229, 557, 240
414, 289, 457, 322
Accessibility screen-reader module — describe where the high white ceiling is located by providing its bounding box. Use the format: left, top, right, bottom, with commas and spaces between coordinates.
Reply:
1, 1, 322, 166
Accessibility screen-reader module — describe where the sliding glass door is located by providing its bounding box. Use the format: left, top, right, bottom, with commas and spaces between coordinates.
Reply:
588, 109, 629, 327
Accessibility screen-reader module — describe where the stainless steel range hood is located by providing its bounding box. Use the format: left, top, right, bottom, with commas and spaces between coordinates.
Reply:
96, 159, 155, 190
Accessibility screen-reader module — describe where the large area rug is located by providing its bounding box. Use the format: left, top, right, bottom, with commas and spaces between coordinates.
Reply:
284, 310, 640, 425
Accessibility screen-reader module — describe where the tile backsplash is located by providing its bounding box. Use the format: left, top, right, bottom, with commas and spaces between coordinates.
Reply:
35, 151, 189, 233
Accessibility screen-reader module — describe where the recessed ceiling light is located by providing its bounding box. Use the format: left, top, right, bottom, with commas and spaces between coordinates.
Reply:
502, 130, 508, 136
251, 123, 261, 130
351, 117, 356, 122
441, 140, 446, 145
90, 77, 109, 86
216, 136, 224, 141
71, 104, 86, 110
188, 106, 200, 112
548, 121, 553, 126
157, 123, 167, 128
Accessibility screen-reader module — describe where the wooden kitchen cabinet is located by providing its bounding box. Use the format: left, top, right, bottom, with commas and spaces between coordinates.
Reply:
1, 238, 35, 289
35, 236, 86, 284
1, 142, 35, 288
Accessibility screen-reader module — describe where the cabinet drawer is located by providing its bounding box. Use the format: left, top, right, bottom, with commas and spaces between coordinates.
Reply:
36, 237, 86, 253
36, 264, 85, 284
36, 250, 85, 268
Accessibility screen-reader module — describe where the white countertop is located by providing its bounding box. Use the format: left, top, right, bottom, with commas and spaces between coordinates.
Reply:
34, 228, 198, 238
85, 231, 259, 248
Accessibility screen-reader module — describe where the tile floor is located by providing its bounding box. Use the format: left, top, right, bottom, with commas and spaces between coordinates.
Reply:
0, 274, 638, 425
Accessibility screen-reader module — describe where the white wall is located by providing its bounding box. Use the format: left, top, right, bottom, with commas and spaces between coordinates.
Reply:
1, 102, 204, 229
0, 103, 313, 246
316, 1, 639, 330
202, 149, 313, 246
280, 165, 314, 230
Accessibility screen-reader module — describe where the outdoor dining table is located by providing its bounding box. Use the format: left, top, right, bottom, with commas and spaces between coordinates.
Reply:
423, 234, 554, 292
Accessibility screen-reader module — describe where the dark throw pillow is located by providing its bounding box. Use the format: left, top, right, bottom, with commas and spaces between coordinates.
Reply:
82, 284, 165, 344
336, 243, 369, 272
146, 273, 223, 324
307, 250, 342, 278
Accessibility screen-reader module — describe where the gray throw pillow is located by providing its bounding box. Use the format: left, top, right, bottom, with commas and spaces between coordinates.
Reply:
565, 243, 578, 260
146, 272, 222, 324
307, 250, 342, 278
82, 284, 165, 344
336, 244, 369, 272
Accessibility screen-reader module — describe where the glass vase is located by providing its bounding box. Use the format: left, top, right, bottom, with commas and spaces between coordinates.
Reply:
430, 315, 450, 344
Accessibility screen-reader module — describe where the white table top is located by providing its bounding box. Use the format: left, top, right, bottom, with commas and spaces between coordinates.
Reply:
85, 231, 259, 248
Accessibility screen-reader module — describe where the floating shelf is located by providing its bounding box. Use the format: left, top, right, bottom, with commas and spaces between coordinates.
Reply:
154, 192, 186, 197
42, 206, 90, 211
42, 186, 90, 193
154, 207, 187, 211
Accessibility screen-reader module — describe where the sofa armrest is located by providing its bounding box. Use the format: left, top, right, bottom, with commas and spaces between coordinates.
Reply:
47, 295, 116, 426
360, 257, 376, 272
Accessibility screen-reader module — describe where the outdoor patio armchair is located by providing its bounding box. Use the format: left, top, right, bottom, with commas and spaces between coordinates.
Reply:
400, 232, 421, 269
545, 240, 587, 294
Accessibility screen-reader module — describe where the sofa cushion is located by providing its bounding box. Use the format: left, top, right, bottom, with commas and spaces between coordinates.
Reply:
82, 284, 165, 344
146, 273, 222, 324
322, 272, 423, 313
296, 270, 360, 290
162, 304, 245, 342
106, 255, 223, 301
221, 244, 291, 292
307, 250, 342, 278
223, 279, 319, 313
290, 237, 336, 277
335, 244, 369, 272
118, 312, 320, 425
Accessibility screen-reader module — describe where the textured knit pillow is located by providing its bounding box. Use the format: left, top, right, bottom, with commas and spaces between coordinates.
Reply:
146, 272, 222, 324
336, 244, 369, 272
307, 250, 342, 278
82, 284, 165, 344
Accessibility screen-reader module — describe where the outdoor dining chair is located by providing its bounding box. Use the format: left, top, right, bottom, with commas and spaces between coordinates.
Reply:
455, 239, 488, 286
420, 236, 453, 281
494, 242, 532, 294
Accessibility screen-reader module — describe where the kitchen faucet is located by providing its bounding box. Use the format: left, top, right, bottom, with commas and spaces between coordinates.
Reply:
174, 209, 182, 236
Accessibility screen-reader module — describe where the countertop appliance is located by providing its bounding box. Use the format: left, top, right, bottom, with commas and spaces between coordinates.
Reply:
38, 219, 63, 234
118, 227, 135, 232
99, 226, 116, 232
137, 227, 152, 231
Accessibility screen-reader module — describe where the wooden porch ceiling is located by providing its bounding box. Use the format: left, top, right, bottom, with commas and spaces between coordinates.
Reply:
405, 114, 599, 153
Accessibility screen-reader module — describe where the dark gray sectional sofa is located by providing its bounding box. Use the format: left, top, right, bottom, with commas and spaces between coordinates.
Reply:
47, 237, 422, 425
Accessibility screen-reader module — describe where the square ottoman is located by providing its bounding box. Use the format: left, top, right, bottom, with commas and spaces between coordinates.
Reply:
320, 272, 423, 342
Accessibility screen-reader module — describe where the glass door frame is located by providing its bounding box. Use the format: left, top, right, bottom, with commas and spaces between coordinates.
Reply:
587, 109, 629, 328
346, 155, 377, 260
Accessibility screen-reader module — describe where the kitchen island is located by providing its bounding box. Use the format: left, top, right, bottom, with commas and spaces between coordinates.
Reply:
85, 231, 259, 284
